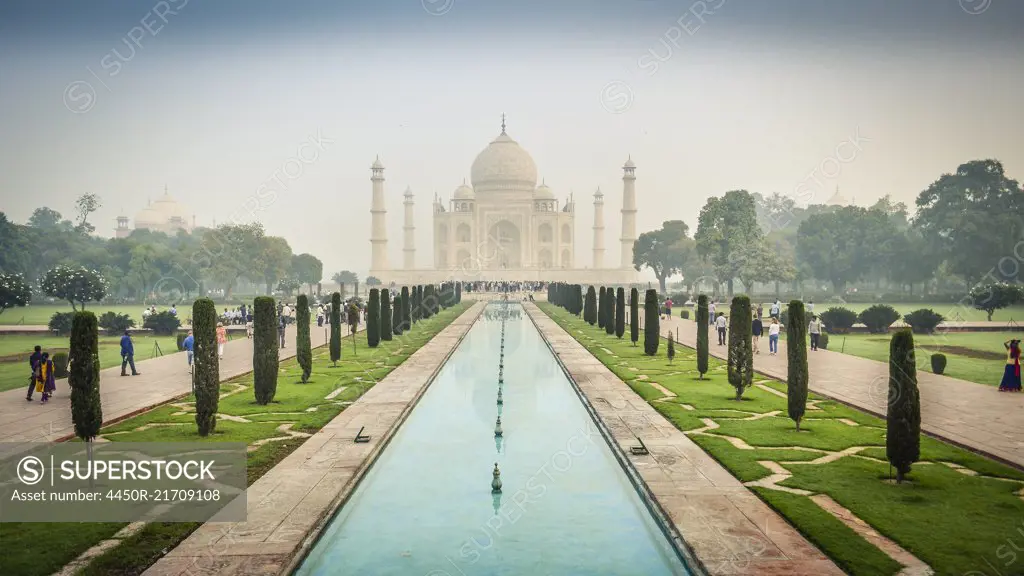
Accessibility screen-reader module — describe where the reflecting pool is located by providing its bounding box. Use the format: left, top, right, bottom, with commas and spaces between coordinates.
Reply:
295, 303, 690, 575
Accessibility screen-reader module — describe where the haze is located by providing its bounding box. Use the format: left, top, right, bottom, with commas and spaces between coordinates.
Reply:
2, 0, 1022, 279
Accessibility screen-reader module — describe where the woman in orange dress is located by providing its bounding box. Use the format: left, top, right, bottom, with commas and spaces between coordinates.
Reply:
216, 323, 228, 359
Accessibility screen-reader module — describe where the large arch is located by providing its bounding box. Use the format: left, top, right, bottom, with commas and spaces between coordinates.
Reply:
538, 248, 553, 268
456, 249, 473, 270
538, 223, 553, 243
485, 220, 521, 269
456, 223, 471, 243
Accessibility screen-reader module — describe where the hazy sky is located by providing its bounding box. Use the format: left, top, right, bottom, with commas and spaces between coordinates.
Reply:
2, 0, 1022, 278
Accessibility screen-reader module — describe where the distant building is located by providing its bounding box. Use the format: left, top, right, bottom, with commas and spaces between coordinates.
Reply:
115, 187, 196, 238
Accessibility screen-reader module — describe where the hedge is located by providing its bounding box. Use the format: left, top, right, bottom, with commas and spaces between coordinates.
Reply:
252, 296, 279, 404
192, 298, 219, 435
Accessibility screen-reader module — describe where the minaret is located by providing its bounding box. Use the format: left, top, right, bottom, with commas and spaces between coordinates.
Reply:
620, 156, 637, 269
403, 186, 415, 270
593, 188, 605, 269
370, 156, 389, 271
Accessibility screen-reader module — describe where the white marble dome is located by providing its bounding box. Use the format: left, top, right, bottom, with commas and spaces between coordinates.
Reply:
470, 130, 538, 193
533, 180, 554, 199
453, 180, 474, 199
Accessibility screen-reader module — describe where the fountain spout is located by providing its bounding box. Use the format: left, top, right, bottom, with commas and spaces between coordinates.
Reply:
494, 415, 503, 437
491, 462, 503, 493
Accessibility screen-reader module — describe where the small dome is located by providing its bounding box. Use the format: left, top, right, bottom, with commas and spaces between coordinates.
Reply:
453, 179, 475, 199
534, 180, 554, 199
623, 156, 636, 169
470, 130, 538, 193
372, 156, 384, 169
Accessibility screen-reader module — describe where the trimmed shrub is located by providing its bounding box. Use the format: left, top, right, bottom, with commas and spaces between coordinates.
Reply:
48, 311, 75, 335
667, 331, 676, 364
727, 295, 754, 400
786, 301, 808, 430
392, 295, 403, 335
820, 307, 857, 334
615, 288, 625, 338
605, 287, 615, 336
52, 352, 69, 378
192, 298, 219, 435
644, 289, 659, 356
858, 304, 900, 334
143, 311, 181, 336
381, 289, 393, 341
598, 287, 607, 329
98, 311, 135, 335
887, 329, 921, 483
455, 282, 462, 304
819, 331, 830, 350
681, 310, 690, 320
401, 286, 411, 332
252, 296, 279, 405
585, 286, 597, 325
367, 289, 381, 347
296, 294, 312, 383
69, 311, 102, 441
574, 284, 583, 316
629, 288, 639, 346
696, 295, 709, 379
931, 353, 947, 375
329, 292, 342, 365
903, 308, 944, 334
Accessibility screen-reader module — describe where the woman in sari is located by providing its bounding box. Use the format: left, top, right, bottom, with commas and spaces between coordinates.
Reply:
1000, 339, 1022, 392
36, 352, 56, 403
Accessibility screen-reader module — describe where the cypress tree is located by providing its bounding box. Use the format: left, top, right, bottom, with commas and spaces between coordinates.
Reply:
644, 289, 659, 355
697, 295, 709, 379
615, 287, 626, 338
329, 292, 342, 366
629, 288, 639, 346
411, 285, 420, 323
727, 295, 754, 400
401, 286, 411, 331
253, 296, 279, 405
392, 294, 403, 335
193, 298, 219, 436
574, 284, 583, 316
381, 289, 393, 341
598, 287, 607, 329
296, 294, 312, 383
69, 311, 102, 442
887, 329, 921, 483
667, 330, 676, 364
367, 289, 381, 347
786, 300, 808, 430
584, 286, 597, 325
456, 282, 462, 304
605, 287, 616, 335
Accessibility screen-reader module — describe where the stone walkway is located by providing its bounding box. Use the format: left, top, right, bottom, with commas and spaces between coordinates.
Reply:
525, 303, 842, 576
0, 323, 337, 455
141, 302, 485, 576
658, 315, 1024, 469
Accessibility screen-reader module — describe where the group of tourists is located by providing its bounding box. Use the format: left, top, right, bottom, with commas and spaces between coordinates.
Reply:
25, 345, 57, 403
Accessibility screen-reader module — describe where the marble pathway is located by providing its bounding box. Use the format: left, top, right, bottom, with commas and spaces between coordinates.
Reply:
141, 302, 485, 576
525, 303, 842, 576
657, 314, 1024, 468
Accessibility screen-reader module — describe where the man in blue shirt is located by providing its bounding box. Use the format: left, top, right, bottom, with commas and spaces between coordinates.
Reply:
182, 330, 194, 373
120, 331, 140, 376
26, 345, 42, 401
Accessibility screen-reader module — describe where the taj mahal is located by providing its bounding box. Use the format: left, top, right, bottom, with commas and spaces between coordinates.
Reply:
368, 117, 640, 284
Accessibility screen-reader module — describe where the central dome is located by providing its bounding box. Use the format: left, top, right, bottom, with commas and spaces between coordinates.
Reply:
470, 130, 538, 193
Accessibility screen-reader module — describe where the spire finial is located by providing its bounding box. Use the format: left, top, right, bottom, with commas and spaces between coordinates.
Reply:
501, 113, 506, 134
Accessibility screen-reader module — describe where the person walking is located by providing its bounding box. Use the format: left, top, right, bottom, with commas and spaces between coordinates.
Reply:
278, 314, 287, 349
807, 300, 815, 314
709, 301, 717, 326
715, 312, 728, 346
752, 314, 763, 355
768, 317, 781, 355
215, 323, 227, 359
756, 304, 763, 319
35, 352, 56, 403
769, 300, 781, 320
120, 330, 140, 376
664, 297, 673, 320
808, 315, 823, 351
182, 330, 195, 373
26, 345, 42, 401
999, 339, 1021, 392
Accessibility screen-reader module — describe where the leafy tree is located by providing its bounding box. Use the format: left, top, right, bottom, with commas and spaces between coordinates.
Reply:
633, 220, 695, 293
296, 294, 312, 383
695, 190, 763, 295
199, 223, 264, 299
786, 301, 808, 430
291, 253, 323, 295
629, 287, 639, 346
256, 236, 293, 295
696, 295, 709, 378
615, 287, 625, 338
727, 295, 753, 400
97, 311, 135, 335
903, 309, 944, 334
41, 265, 108, 310
367, 289, 381, 347
969, 283, 1024, 321
74, 193, 102, 234
329, 292, 342, 365
819, 307, 857, 334
796, 206, 896, 293
0, 273, 31, 314
252, 296, 279, 404
28, 207, 66, 230
366, 276, 382, 287
914, 159, 1024, 287
643, 289, 659, 355
886, 229, 938, 294
887, 329, 920, 484
277, 276, 302, 297
381, 289, 393, 341
333, 270, 358, 298
48, 312, 75, 335
143, 311, 181, 335
192, 298, 219, 436
858, 305, 900, 334
70, 311, 102, 442
584, 286, 597, 325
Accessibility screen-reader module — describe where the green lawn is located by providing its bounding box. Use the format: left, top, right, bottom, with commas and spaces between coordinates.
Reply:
1, 302, 471, 576
0, 334, 181, 393
812, 331, 1016, 387
540, 303, 1024, 576
0, 304, 153, 326
749, 301, 1024, 323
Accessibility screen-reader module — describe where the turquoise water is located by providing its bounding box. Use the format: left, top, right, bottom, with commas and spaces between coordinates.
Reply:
295, 303, 690, 576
